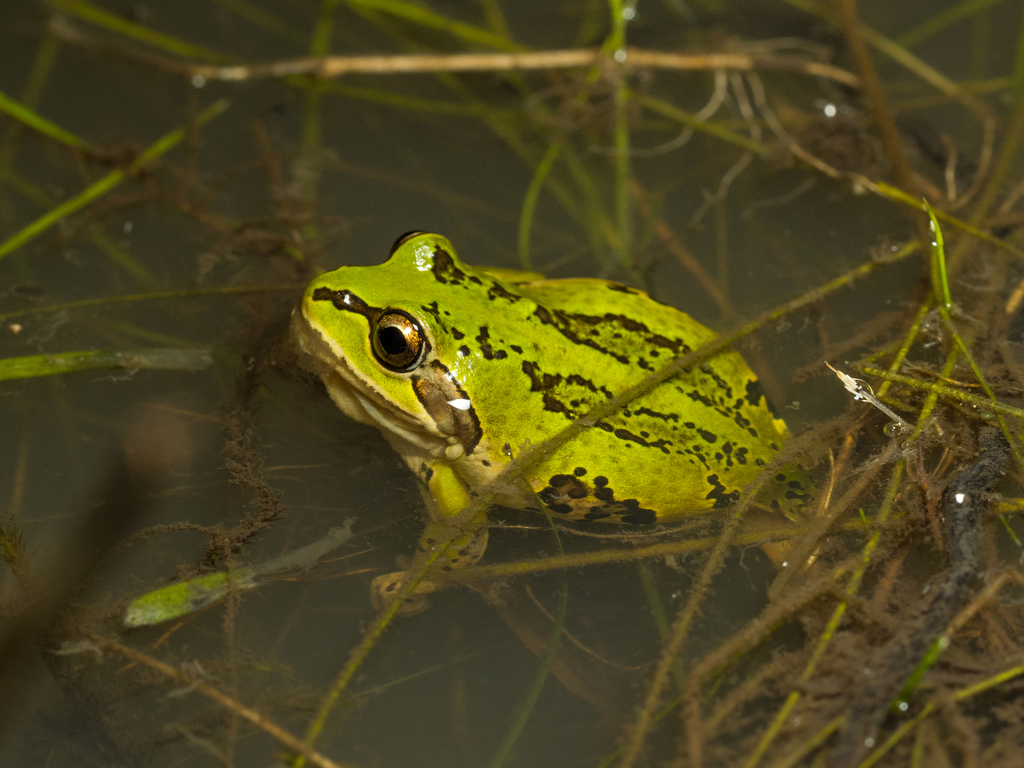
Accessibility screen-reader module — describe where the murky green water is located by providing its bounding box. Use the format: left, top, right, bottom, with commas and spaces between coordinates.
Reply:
1, 1, 1022, 766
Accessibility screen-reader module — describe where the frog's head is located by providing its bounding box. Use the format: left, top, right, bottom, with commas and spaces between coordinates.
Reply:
290, 232, 493, 462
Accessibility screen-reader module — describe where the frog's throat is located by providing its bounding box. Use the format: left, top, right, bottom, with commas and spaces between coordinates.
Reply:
291, 308, 468, 462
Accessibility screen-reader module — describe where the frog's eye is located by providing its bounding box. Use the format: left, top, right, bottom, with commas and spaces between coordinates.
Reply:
389, 230, 429, 255
371, 311, 426, 372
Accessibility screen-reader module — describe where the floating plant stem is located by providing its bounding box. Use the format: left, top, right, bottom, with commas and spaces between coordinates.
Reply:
0, 99, 229, 261
0, 283, 301, 323
124, 522, 354, 627
0, 348, 212, 381
892, 636, 950, 713
930, 208, 1024, 469
518, 141, 564, 270
0, 88, 93, 151
860, 365, 1024, 420
607, 0, 632, 270
46, 0, 234, 63
924, 200, 953, 310
825, 361, 909, 432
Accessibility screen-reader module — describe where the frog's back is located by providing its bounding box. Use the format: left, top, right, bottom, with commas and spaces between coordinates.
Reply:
493, 277, 805, 523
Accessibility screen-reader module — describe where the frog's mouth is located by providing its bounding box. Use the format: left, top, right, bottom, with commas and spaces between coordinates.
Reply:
290, 307, 460, 461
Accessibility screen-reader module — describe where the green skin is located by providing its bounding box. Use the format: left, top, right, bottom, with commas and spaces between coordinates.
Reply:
291, 233, 808, 588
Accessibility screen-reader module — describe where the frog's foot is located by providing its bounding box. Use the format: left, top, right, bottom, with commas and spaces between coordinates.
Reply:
371, 527, 489, 615
370, 571, 443, 616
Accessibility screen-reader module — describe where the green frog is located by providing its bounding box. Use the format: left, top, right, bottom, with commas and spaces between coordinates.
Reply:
290, 232, 809, 611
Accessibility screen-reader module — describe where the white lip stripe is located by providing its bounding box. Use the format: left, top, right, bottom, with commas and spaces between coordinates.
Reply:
354, 391, 440, 453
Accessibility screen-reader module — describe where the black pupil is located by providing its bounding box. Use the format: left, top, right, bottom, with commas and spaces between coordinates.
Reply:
378, 326, 409, 356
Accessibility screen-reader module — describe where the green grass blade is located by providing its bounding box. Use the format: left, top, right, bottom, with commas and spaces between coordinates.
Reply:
876, 181, 1024, 258
1013, 3, 1024, 101
639, 95, 768, 155
781, 0, 991, 116
0, 99, 229, 262
208, 0, 307, 46
896, 0, 1009, 50
0, 88, 92, 151
892, 636, 950, 712
0, 348, 212, 381
923, 200, 952, 310
316, 79, 507, 115
608, 0, 633, 271
518, 140, 563, 270
0, 164, 158, 285
344, 0, 526, 52
45, 0, 235, 63
0, 283, 301, 323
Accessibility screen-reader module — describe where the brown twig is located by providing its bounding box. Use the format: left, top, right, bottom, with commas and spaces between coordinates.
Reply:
45, 15, 860, 88
629, 178, 734, 317
837, 0, 915, 197
187, 49, 861, 84
79, 630, 353, 768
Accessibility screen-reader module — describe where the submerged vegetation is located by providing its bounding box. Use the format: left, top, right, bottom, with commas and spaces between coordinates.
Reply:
2, 1, 1024, 767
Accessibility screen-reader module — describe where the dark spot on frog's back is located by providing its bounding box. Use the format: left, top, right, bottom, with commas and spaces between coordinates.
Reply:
634, 406, 679, 423
536, 473, 658, 524
612, 427, 673, 454
487, 281, 521, 302
476, 326, 495, 360
705, 474, 740, 509
548, 474, 589, 498
620, 501, 657, 525
684, 388, 714, 409
606, 282, 637, 294
430, 248, 466, 285
698, 428, 717, 444
745, 378, 781, 419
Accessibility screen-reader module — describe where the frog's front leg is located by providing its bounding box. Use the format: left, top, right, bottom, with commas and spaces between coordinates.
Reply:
370, 461, 487, 614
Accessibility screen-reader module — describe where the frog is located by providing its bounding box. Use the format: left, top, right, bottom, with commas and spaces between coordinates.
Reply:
289, 231, 810, 612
